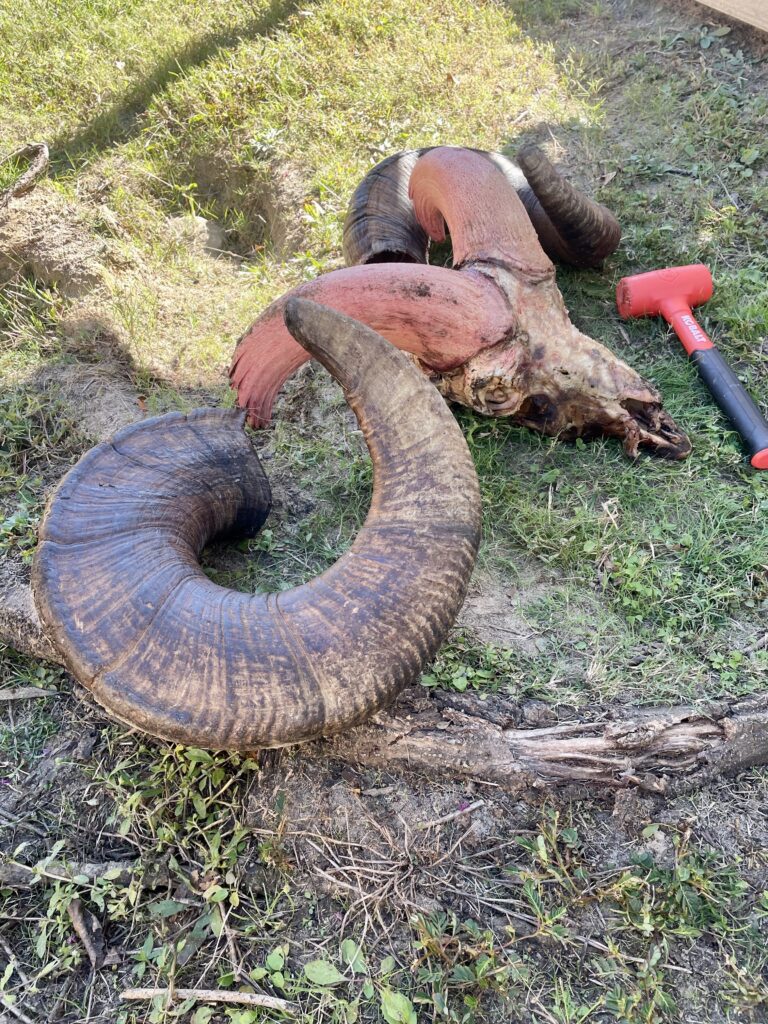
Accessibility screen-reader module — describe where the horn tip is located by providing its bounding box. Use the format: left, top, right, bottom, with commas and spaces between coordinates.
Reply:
283, 295, 320, 349
516, 143, 547, 173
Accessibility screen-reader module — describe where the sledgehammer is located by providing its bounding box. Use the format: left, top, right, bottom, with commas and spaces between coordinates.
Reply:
616, 263, 768, 469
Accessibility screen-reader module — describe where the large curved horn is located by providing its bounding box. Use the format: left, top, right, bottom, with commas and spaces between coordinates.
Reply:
408, 146, 554, 280
342, 150, 431, 266
229, 262, 515, 427
33, 300, 481, 750
515, 145, 621, 269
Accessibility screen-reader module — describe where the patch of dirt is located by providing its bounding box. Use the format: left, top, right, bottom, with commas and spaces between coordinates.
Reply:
258, 160, 312, 256
0, 187, 110, 298
32, 361, 144, 443
458, 565, 557, 657
272, 360, 357, 432
166, 213, 233, 258
6, 702, 762, 1024
190, 153, 311, 255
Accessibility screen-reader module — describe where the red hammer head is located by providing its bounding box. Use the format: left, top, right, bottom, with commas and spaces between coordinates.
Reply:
617, 263, 768, 470
617, 264, 713, 321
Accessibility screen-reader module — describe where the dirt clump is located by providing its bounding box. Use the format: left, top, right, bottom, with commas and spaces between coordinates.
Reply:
167, 213, 231, 257
0, 561, 58, 662
0, 187, 109, 298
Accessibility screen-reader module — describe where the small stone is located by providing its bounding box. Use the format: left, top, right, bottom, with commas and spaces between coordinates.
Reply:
167, 214, 228, 255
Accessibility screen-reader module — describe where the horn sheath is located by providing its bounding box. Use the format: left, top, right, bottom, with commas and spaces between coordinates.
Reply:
408, 146, 554, 280
342, 149, 431, 266
342, 147, 620, 270
229, 262, 516, 427
33, 300, 481, 750
515, 144, 621, 269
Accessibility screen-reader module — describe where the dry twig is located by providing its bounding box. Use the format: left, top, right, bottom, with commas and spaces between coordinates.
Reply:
67, 899, 106, 970
418, 799, 486, 830
119, 988, 297, 1013
0, 143, 49, 208
0, 687, 58, 702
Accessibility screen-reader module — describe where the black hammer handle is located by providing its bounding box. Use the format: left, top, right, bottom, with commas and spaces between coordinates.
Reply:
690, 348, 768, 467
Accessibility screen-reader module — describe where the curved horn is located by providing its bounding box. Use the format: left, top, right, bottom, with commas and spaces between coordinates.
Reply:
33, 300, 481, 750
342, 150, 431, 266
515, 145, 621, 269
408, 146, 554, 280
230, 262, 515, 427
342, 147, 622, 271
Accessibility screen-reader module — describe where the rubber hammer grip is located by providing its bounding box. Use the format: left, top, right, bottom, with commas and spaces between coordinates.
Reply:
690, 348, 768, 468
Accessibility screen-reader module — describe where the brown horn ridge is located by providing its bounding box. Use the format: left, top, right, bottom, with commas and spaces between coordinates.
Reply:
32, 300, 481, 750
515, 144, 621, 269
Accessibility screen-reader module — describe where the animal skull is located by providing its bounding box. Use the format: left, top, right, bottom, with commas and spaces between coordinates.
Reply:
231, 146, 690, 459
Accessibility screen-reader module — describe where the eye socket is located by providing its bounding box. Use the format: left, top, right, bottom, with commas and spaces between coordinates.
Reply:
517, 393, 558, 423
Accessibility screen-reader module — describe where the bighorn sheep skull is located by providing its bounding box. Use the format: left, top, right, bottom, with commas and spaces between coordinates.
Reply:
231, 146, 690, 459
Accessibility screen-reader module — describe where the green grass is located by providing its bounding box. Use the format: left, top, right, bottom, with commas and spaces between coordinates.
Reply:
3, 737, 767, 1023
2, 0, 768, 1019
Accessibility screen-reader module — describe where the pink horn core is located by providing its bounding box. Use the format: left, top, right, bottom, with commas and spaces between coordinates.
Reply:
230, 262, 515, 427
409, 147, 554, 281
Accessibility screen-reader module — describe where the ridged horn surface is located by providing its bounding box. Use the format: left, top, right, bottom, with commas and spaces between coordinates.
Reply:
342, 149, 431, 266
343, 147, 621, 271
516, 145, 621, 269
229, 262, 515, 427
409, 146, 554, 280
33, 300, 481, 750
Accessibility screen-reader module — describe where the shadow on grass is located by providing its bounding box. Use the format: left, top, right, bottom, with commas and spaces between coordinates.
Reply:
49, 0, 306, 172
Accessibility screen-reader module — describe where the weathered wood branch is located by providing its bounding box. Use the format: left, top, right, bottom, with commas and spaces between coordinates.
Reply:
3, 578, 768, 795
120, 988, 297, 1014
0, 143, 49, 209
325, 689, 768, 796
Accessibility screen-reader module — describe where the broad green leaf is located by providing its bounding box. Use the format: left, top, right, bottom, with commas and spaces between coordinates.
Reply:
266, 948, 285, 971
150, 899, 187, 918
185, 748, 213, 763
340, 939, 367, 974
380, 988, 417, 1024
304, 959, 345, 986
